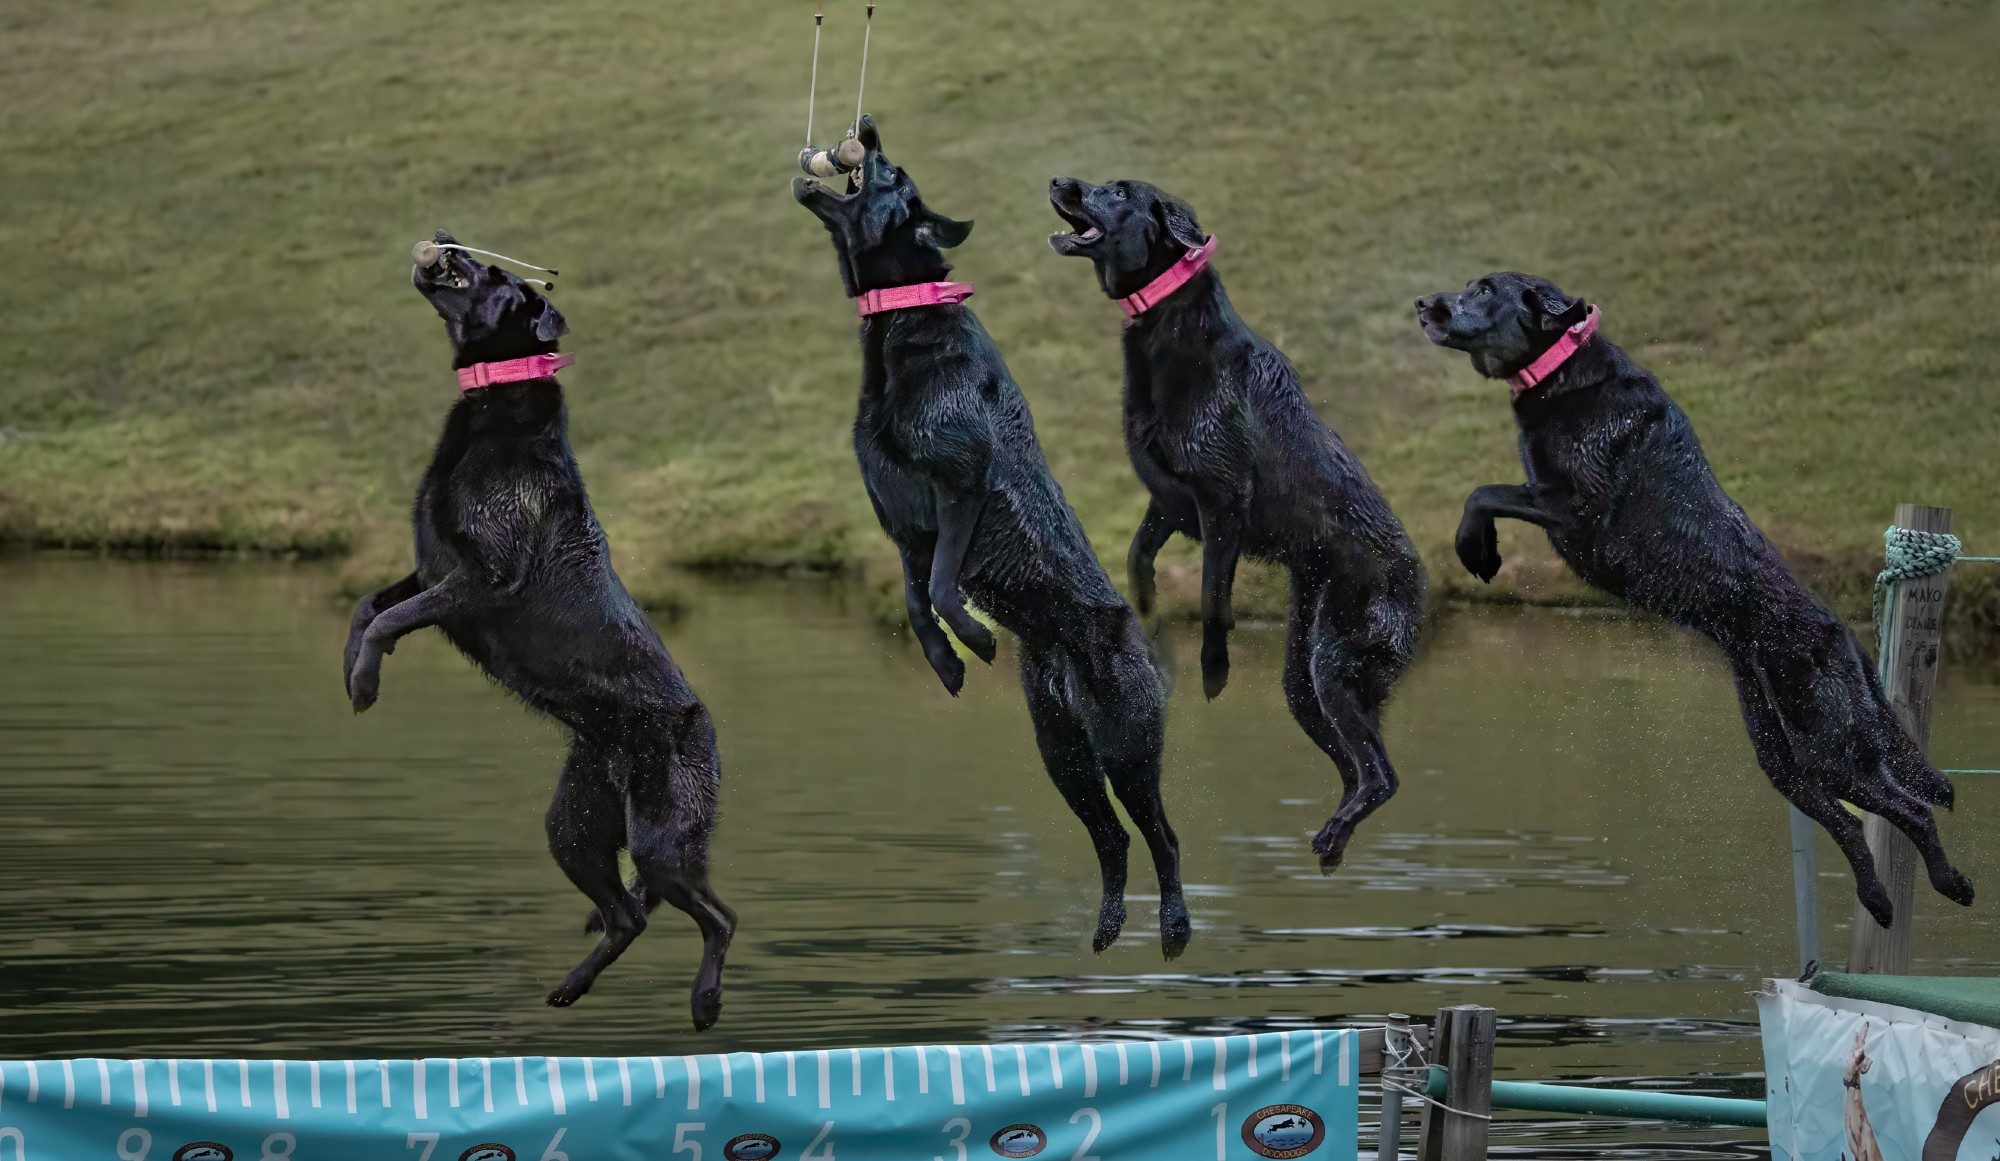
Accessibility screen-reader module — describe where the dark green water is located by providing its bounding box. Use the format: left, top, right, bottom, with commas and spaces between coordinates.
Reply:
6, 558, 2000, 1158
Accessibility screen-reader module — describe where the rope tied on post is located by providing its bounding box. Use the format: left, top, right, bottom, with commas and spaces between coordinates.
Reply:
1870, 526, 2000, 657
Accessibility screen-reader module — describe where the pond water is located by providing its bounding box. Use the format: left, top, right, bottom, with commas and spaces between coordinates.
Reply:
5, 557, 2000, 1158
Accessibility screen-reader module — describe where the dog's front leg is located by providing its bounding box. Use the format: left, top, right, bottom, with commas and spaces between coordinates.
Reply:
1126, 500, 1179, 617
347, 569, 472, 713
343, 571, 423, 695
929, 490, 998, 664
1196, 502, 1245, 699
898, 543, 968, 694
1456, 483, 1554, 583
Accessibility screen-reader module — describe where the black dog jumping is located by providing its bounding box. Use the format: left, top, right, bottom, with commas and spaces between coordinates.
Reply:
1049, 178, 1427, 870
1417, 271, 1971, 926
796, 118, 1190, 958
345, 232, 736, 1027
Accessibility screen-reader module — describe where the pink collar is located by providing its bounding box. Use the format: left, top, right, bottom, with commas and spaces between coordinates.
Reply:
1510, 306, 1600, 395
457, 352, 573, 393
856, 280, 976, 317
1120, 235, 1218, 320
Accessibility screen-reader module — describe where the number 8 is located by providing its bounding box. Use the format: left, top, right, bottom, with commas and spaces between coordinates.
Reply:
117, 1129, 152, 1161
261, 1132, 297, 1160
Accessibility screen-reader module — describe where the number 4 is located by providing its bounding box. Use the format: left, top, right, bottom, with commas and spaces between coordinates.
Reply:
802, 1120, 837, 1160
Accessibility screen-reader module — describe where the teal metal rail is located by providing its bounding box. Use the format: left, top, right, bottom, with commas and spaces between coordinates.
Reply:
1422, 1066, 1766, 1126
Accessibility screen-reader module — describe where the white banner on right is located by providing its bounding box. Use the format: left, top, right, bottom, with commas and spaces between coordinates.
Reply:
1760, 978, 2000, 1161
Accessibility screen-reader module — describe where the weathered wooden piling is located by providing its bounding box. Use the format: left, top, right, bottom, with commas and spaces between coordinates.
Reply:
1417, 1004, 1494, 1161
1847, 503, 1952, 975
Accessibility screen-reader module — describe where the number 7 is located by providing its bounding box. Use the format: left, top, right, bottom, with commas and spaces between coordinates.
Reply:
407, 1133, 439, 1161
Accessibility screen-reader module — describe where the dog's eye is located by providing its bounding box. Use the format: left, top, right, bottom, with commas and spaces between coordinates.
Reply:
1113, 186, 1127, 199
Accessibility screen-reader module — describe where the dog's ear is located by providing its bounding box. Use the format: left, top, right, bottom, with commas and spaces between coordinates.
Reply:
914, 207, 973, 249
477, 281, 528, 334
1526, 282, 1586, 333
1152, 194, 1206, 250
532, 298, 568, 342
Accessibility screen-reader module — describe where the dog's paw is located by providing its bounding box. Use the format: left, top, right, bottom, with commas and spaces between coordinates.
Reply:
1128, 563, 1156, 617
1856, 878, 1896, 929
1934, 867, 1976, 907
1091, 898, 1129, 954
346, 659, 381, 714
1312, 822, 1353, 873
1160, 903, 1192, 961
546, 971, 593, 1008
690, 986, 724, 1032
1454, 522, 1502, 584
957, 621, 998, 665
1201, 629, 1230, 700
927, 648, 967, 697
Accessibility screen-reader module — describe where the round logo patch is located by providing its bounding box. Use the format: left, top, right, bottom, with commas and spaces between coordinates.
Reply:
172, 1146, 234, 1161
460, 1147, 517, 1161
1242, 1104, 1325, 1158
989, 1123, 1048, 1158
723, 1133, 782, 1160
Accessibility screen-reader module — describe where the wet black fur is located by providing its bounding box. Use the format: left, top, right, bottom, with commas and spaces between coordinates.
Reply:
1417, 271, 1972, 926
343, 233, 736, 1027
796, 118, 1189, 958
1049, 177, 1427, 870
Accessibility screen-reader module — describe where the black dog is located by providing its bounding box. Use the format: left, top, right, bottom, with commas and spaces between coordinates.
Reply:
795, 117, 1189, 957
1417, 271, 1971, 925
1049, 178, 1426, 870
344, 232, 736, 1027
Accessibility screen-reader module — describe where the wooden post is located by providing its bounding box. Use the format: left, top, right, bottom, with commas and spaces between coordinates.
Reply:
1376, 1014, 1411, 1161
1417, 1005, 1494, 1161
1848, 503, 1952, 975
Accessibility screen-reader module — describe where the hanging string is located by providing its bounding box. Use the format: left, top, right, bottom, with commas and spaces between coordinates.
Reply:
852, 3, 876, 134
805, 0, 825, 147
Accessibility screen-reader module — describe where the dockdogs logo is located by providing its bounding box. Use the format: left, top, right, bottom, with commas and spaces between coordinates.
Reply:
1242, 1103, 1326, 1158
723, 1132, 782, 1160
171, 1145, 233, 1161
989, 1123, 1048, 1157
459, 1147, 517, 1161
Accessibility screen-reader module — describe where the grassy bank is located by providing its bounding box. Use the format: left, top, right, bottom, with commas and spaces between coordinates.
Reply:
4, 0, 1998, 632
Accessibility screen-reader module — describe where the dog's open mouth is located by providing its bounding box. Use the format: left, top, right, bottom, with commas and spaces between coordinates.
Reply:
1417, 298, 1456, 344
1047, 184, 1104, 253
414, 238, 473, 290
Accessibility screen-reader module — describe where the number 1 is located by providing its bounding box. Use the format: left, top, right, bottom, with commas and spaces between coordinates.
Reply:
1212, 1102, 1227, 1161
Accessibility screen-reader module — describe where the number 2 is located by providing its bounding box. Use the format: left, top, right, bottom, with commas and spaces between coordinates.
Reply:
937, 1117, 971, 1161
407, 1132, 440, 1161
1069, 1108, 1102, 1161
675, 1122, 705, 1160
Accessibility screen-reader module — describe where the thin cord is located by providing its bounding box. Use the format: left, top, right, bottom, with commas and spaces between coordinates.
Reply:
806, 0, 824, 146
852, 2, 875, 133
1380, 1031, 1493, 1122
436, 244, 558, 276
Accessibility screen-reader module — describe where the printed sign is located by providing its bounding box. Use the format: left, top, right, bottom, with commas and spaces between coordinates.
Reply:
0, 1031, 1355, 1161
1761, 979, 2000, 1161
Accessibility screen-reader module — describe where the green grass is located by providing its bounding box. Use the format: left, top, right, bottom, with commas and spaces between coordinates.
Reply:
4, 0, 1999, 633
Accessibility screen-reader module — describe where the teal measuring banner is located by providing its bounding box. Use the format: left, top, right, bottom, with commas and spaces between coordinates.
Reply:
0, 1031, 1355, 1160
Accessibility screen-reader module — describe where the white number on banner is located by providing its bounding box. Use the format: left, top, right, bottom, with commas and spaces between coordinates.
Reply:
541, 1128, 571, 1161
936, 1117, 972, 1161
407, 1131, 440, 1161
1069, 1109, 1102, 1161
1211, 1103, 1227, 1161
118, 1128, 153, 1161
674, 1122, 706, 1160
802, 1120, 837, 1160
0, 1128, 22, 1161
260, 1132, 297, 1161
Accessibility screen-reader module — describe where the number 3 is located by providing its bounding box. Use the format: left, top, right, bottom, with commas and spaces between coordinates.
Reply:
937, 1117, 971, 1161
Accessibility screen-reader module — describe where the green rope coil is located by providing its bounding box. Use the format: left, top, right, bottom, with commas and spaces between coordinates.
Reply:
1873, 526, 1963, 656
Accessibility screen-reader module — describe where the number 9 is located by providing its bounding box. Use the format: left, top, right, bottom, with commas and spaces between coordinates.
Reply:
118, 1128, 152, 1161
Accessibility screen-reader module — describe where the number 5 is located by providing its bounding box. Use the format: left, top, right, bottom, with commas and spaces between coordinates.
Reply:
937, 1117, 971, 1161
675, 1122, 706, 1160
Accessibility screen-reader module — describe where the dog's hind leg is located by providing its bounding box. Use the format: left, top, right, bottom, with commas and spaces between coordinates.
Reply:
582, 877, 660, 935
1079, 615, 1188, 959
1736, 656, 1897, 925
1844, 783, 1975, 908
545, 738, 647, 1008
626, 703, 737, 1032
1022, 643, 1132, 953
1287, 586, 1399, 872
